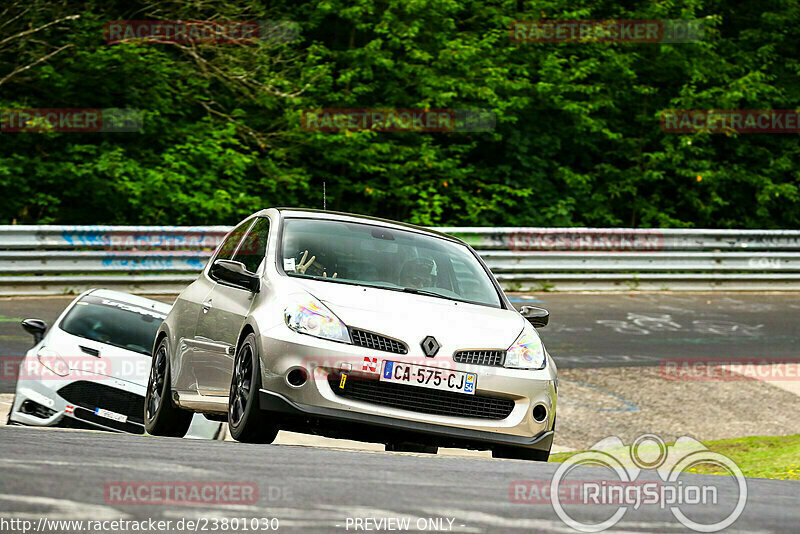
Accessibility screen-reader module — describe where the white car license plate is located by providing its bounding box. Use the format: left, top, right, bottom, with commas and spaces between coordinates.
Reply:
94, 407, 128, 423
381, 361, 476, 395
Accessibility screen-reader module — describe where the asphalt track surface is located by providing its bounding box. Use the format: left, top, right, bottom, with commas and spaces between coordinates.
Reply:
2, 425, 799, 533
1, 293, 800, 532
1, 292, 798, 393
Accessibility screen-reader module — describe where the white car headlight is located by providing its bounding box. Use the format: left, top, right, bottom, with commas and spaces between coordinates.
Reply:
505, 327, 546, 370
37, 347, 70, 377
285, 296, 351, 343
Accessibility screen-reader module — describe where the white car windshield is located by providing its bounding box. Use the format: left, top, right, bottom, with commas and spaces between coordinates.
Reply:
280, 218, 502, 308
59, 295, 167, 355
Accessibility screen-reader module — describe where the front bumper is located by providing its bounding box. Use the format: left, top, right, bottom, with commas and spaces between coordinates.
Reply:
258, 329, 557, 450
9, 363, 221, 439
9, 372, 148, 434
260, 389, 554, 451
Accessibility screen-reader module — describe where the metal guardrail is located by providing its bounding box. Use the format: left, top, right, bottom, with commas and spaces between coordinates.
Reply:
0, 225, 229, 249
440, 227, 800, 251
1, 225, 799, 295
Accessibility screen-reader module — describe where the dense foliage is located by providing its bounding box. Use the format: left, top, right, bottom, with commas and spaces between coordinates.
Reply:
1, 0, 798, 227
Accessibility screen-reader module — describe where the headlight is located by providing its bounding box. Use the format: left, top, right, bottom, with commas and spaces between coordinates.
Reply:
505, 327, 546, 370
37, 347, 70, 377
285, 296, 351, 343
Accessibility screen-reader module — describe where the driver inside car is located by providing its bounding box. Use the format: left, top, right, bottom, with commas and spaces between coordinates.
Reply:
295, 249, 337, 278
398, 257, 437, 289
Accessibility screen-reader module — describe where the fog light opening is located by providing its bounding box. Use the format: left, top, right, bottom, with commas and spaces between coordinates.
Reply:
531, 403, 548, 423
20, 399, 56, 419
286, 368, 308, 387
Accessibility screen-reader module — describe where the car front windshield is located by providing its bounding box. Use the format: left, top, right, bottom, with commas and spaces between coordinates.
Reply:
280, 218, 502, 308
59, 295, 167, 355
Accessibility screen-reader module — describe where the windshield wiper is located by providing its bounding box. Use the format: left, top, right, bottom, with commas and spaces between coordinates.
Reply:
399, 286, 494, 307
400, 287, 451, 301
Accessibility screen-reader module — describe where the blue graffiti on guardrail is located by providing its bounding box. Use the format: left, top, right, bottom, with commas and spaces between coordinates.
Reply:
59, 227, 225, 250
99, 257, 207, 270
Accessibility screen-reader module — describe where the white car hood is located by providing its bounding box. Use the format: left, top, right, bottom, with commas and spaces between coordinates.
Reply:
41, 329, 151, 387
291, 279, 524, 354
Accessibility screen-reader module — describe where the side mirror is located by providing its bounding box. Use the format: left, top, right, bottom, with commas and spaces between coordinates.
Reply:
520, 306, 549, 328
210, 259, 260, 293
21, 318, 48, 344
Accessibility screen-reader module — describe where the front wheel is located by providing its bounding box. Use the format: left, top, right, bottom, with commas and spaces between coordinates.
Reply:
228, 333, 278, 443
145, 337, 193, 437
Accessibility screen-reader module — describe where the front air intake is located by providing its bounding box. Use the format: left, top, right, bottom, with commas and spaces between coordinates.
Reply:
349, 328, 408, 354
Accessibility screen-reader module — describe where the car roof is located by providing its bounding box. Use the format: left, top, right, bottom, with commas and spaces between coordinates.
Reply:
252, 207, 465, 244
83, 289, 172, 314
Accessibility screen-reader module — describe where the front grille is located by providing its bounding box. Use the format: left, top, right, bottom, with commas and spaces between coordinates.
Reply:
350, 328, 408, 354
453, 350, 506, 367
57, 380, 144, 424
328, 374, 514, 420
73, 406, 145, 434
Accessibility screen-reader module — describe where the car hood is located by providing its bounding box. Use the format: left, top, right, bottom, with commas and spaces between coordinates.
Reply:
291, 279, 524, 355
40, 329, 151, 387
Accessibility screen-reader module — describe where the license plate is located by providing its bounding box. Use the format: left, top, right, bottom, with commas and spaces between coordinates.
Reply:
381, 361, 476, 395
94, 407, 127, 423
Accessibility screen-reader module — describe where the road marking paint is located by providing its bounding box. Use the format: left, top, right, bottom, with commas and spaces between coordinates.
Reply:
421, 508, 696, 532
0, 493, 130, 521
0, 457, 219, 476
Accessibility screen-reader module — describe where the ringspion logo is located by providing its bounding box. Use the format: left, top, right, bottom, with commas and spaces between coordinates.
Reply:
536, 434, 747, 532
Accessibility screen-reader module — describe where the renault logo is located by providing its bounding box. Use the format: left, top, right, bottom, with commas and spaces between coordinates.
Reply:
421, 336, 440, 357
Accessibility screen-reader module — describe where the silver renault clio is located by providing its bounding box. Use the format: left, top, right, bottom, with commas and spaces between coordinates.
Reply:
145, 208, 557, 460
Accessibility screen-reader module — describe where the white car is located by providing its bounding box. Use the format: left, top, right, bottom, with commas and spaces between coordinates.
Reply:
9, 289, 223, 439
146, 209, 556, 460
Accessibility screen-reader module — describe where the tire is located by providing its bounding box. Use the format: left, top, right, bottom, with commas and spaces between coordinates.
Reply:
228, 333, 278, 444
385, 442, 438, 454
145, 337, 193, 437
492, 445, 550, 462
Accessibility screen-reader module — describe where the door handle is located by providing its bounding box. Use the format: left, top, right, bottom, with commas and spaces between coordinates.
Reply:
202, 299, 212, 313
